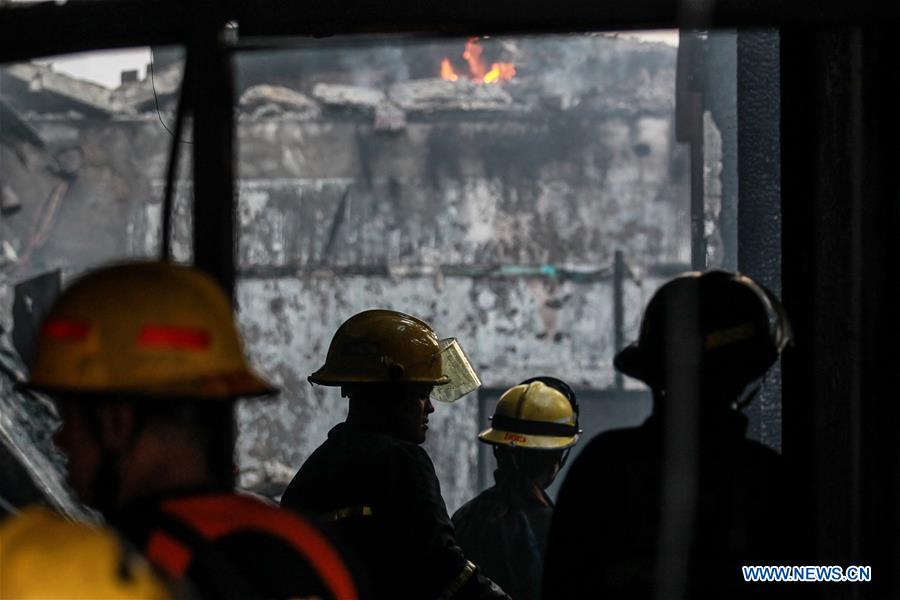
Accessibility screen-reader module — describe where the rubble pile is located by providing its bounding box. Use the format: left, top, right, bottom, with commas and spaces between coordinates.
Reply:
1, 35, 675, 126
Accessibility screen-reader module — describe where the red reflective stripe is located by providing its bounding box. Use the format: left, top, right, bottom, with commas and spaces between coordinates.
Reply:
138, 326, 210, 350
146, 531, 192, 577
161, 494, 358, 600
42, 319, 90, 341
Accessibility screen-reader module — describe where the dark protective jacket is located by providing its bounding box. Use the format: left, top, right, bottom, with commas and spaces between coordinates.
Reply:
542, 411, 797, 600
281, 422, 509, 600
112, 488, 361, 600
452, 471, 553, 600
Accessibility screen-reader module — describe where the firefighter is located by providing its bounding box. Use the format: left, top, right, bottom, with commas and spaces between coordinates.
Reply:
452, 376, 580, 600
542, 270, 796, 599
281, 309, 509, 600
0, 506, 175, 599
24, 262, 360, 600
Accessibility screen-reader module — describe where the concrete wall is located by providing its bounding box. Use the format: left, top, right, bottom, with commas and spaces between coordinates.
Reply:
1, 34, 687, 512
225, 110, 687, 510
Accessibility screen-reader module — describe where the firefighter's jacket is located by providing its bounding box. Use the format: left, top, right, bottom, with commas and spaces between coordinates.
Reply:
542, 411, 798, 600
281, 422, 510, 600
452, 471, 553, 600
112, 488, 360, 600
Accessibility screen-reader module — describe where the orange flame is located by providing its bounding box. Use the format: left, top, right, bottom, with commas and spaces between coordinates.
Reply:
440, 37, 515, 84
462, 37, 489, 81
483, 62, 516, 83
440, 58, 459, 82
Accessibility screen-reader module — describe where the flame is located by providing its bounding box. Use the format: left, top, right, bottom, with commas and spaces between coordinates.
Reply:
462, 37, 489, 81
440, 37, 515, 84
440, 58, 459, 82
483, 62, 516, 83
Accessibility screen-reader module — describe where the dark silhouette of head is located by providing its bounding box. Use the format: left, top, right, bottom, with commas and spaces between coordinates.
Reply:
615, 270, 792, 412
343, 382, 435, 444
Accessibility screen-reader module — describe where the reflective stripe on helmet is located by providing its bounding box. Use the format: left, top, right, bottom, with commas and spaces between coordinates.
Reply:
490, 414, 579, 437
704, 322, 758, 350
42, 318, 90, 341
137, 325, 211, 350
27, 262, 277, 399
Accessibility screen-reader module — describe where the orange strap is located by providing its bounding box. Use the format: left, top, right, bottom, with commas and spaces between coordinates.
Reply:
146, 530, 192, 577
160, 493, 359, 600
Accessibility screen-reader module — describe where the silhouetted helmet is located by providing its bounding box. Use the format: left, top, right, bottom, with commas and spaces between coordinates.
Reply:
479, 377, 580, 450
26, 261, 277, 400
614, 270, 792, 390
309, 309, 481, 403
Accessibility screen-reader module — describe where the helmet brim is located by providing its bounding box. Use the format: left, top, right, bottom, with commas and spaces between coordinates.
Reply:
22, 369, 279, 401
307, 337, 481, 404
478, 427, 579, 450
613, 342, 656, 387
307, 371, 451, 387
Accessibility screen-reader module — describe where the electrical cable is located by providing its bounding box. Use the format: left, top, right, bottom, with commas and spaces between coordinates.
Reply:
160, 52, 193, 262
149, 49, 193, 144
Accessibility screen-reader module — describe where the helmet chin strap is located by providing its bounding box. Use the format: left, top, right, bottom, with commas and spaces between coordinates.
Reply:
78, 407, 122, 515
90, 449, 123, 516
496, 445, 564, 501
80, 405, 145, 516
510, 448, 557, 508
655, 378, 763, 412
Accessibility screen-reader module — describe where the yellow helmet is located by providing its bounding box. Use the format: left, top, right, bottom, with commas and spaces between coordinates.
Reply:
309, 309, 481, 403
479, 379, 580, 450
0, 506, 172, 599
26, 261, 276, 400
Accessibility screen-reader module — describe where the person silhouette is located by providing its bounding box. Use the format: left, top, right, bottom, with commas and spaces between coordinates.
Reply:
25, 262, 360, 600
542, 270, 796, 600
281, 309, 507, 600
453, 376, 580, 600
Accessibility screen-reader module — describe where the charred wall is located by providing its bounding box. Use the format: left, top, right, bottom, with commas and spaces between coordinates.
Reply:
1, 34, 688, 511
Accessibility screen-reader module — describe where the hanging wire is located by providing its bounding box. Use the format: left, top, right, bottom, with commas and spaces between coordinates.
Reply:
160, 52, 193, 262
149, 49, 193, 144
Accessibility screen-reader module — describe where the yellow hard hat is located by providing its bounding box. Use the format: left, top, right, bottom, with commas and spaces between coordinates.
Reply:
309, 309, 481, 403
26, 261, 277, 399
479, 380, 580, 449
0, 506, 171, 599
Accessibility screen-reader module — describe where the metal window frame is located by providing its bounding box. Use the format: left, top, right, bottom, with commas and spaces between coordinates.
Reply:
4, 2, 900, 595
